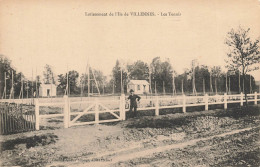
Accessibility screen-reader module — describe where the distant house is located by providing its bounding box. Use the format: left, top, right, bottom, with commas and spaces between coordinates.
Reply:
127, 80, 150, 94
39, 84, 57, 97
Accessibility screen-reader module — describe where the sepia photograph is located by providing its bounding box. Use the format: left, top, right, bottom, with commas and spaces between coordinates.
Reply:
0, 0, 260, 166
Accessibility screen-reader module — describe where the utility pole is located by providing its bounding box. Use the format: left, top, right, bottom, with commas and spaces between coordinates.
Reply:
32, 68, 34, 98
229, 77, 231, 94
19, 75, 24, 99
87, 64, 90, 97
210, 72, 213, 94
250, 75, 252, 93
2, 72, 7, 99
149, 67, 152, 95
92, 82, 93, 94
36, 68, 38, 98
181, 79, 184, 95
66, 72, 68, 96
67, 72, 69, 96
65, 64, 69, 96
81, 80, 83, 97
192, 60, 197, 96
112, 80, 114, 94
243, 77, 245, 93
86, 62, 100, 96
215, 78, 218, 95
203, 78, 205, 95
226, 72, 228, 94
121, 68, 123, 94
103, 82, 105, 95
172, 74, 176, 96
51, 73, 53, 100
9, 71, 14, 99
238, 71, 241, 93
163, 81, 165, 95
26, 81, 29, 99
155, 81, 157, 95
91, 67, 100, 95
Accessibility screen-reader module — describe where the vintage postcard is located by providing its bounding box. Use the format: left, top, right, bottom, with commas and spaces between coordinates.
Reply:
0, 0, 260, 166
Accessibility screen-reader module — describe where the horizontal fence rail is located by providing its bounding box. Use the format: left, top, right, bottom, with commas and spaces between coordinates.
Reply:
1, 92, 259, 133
127, 92, 260, 115
34, 95, 125, 130
34, 92, 260, 130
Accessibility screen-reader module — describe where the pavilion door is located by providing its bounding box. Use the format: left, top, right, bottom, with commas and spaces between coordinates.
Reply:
47, 89, 50, 96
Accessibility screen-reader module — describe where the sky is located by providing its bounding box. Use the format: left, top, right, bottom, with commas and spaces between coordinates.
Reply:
0, 0, 260, 82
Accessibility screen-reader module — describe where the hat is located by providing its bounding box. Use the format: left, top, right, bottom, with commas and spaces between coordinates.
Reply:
130, 89, 134, 93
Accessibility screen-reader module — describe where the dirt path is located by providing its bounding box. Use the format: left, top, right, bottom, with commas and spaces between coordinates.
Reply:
1, 105, 259, 167
48, 127, 255, 167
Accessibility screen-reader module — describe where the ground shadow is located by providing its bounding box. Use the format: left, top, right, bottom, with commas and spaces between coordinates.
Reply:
0, 133, 58, 152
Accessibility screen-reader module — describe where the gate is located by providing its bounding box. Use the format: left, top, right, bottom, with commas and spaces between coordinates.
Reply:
34, 95, 126, 130
69, 96, 125, 127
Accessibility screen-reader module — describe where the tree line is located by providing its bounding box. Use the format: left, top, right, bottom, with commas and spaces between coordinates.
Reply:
0, 26, 259, 98
0, 55, 40, 99
0, 55, 258, 98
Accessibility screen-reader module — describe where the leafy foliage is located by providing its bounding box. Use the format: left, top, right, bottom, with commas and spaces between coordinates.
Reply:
112, 60, 128, 93
225, 26, 260, 94
225, 26, 260, 74
127, 60, 149, 80
57, 70, 79, 95
150, 57, 174, 93
43, 64, 55, 84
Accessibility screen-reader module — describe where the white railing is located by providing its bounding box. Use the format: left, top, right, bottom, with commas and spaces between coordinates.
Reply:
129, 92, 260, 115
31, 92, 260, 130
34, 95, 125, 130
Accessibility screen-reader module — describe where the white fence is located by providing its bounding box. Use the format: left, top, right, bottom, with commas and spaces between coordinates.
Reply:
34, 95, 126, 130
137, 92, 259, 114
4, 92, 259, 130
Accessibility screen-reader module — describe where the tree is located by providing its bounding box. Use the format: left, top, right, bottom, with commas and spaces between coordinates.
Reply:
43, 64, 55, 84
175, 69, 189, 94
211, 66, 222, 94
57, 70, 79, 95
225, 26, 260, 105
127, 60, 149, 80
0, 55, 12, 98
194, 65, 210, 94
112, 60, 128, 94
0, 55, 25, 98
150, 57, 174, 94
57, 74, 66, 94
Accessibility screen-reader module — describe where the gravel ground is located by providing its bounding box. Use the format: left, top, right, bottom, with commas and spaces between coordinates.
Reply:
0, 105, 259, 167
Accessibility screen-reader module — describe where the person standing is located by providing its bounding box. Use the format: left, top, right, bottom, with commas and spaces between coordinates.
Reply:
127, 89, 141, 117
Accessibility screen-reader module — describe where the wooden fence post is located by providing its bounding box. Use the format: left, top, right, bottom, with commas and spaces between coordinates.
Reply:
182, 94, 186, 113
63, 95, 69, 128
224, 93, 227, 110
240, 92, 243, 106
120, 94, 126, 120
95, 98, 99, 124
35, 99, 40, 130
204, 94, 208, 111
254, 92, 257, 105
155, 96, 159, 116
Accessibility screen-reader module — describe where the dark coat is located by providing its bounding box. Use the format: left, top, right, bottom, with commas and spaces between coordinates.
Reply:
127, 94, 141, 107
